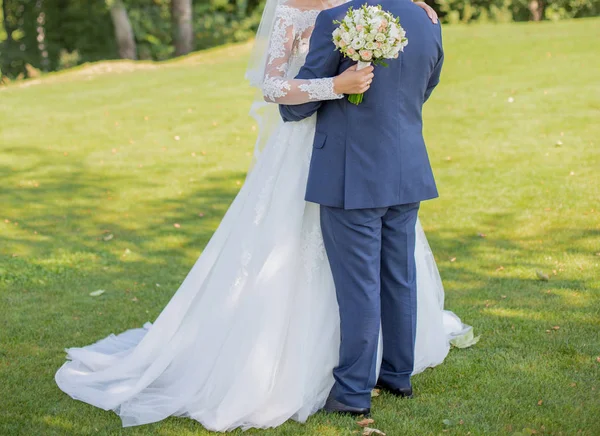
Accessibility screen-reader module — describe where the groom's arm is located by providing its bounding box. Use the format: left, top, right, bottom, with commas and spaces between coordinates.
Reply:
424, 25, 444, 102
279, 10, 341, 122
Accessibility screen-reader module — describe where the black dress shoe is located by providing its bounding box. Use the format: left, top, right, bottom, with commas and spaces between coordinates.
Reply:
323, 397, 371, 417
375, 381, 414, 398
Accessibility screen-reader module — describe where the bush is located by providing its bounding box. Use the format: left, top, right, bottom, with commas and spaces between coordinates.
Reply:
194, 0, 263, 50
435, 0, 599, 23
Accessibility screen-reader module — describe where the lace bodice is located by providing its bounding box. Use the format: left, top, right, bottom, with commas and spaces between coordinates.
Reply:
262, 3, 345, 104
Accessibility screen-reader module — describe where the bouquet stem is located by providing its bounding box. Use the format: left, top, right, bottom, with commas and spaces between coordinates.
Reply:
348, 93, 364, 105
348, 61, 371, 105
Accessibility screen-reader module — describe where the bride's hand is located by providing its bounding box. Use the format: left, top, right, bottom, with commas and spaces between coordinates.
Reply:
414, 1, 439, 24
333, 65, 375, 95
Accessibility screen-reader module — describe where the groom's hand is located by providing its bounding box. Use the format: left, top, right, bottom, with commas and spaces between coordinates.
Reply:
333, 65, 375, 95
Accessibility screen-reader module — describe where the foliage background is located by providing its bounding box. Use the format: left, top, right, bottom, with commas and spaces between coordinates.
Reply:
0, 0, 599, 79
0, 0, 265, 78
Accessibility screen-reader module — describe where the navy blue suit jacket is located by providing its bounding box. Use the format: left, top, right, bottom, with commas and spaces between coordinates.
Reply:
279, 0, 443, 209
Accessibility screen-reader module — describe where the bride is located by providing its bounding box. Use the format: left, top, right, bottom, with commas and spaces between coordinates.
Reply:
55, 0, 471, 432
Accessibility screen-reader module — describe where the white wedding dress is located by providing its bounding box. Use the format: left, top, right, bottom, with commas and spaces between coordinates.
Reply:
56, 1, 471, 432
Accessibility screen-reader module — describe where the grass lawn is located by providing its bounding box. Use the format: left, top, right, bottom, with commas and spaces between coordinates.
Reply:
1, 17, 599, 436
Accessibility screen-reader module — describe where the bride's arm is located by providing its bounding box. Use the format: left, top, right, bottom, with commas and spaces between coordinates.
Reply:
262, 6, 372, 105
278, 9, 344, 121
414, 2, 439, 24
261, 7, 341, 105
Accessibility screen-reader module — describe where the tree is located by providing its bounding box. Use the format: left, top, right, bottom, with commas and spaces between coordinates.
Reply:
528, 0, 544, 20
171, 0, 192, 56
108, 0, 136, 60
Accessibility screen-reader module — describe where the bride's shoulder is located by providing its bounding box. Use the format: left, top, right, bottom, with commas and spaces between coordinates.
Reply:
273, 0, 323, 26
276, 0, 330, 13
272, 0, 348, 25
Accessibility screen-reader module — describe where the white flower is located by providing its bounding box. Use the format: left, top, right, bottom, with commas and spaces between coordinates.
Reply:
351, 53, 360, 61
374, 49, 383, 58
375, 33, 386, 42
370, 16, 383, 28
366, 33, 375, 42
342, 32, 352, 44
351, 38, 366, 50
365, 41, 377, 50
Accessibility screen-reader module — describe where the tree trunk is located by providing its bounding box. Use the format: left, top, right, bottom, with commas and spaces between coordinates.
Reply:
109, 0, 136, 60
528, 0, 544, 21
171, 0, 193, 56
35, 0, 50, 71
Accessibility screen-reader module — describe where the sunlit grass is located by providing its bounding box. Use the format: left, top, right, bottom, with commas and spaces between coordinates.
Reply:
1, 18, 599, 435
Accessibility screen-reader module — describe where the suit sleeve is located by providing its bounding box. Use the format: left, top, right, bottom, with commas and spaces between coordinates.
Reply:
279, 10, 342, 122
424, 25, 444, 103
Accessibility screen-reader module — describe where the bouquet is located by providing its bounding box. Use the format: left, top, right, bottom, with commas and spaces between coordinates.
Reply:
332, 4, 408, 104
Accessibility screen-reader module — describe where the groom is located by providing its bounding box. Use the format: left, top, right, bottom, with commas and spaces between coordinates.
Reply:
279, 0, 443, 416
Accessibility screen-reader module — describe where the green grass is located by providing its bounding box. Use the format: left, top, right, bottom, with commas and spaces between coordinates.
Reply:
1, 18, 599, 436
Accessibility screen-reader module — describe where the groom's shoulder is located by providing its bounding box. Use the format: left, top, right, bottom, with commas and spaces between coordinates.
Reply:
321, 1, 351, 20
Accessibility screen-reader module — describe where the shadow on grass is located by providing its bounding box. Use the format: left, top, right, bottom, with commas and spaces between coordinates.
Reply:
1, 151, 598, 434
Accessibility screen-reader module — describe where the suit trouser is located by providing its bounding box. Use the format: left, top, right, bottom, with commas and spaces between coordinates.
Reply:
320, 202, 420, 408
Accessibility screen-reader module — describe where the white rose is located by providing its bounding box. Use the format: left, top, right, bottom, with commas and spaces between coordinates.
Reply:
371, 16, 383, 28
351, 53, 360, 61
342, 32, 352, 44
375, 33, 386, 42
374, 49, 383, 58
351, 38, 366, 50
365, 41, 376, 50
366, 33, 375, 42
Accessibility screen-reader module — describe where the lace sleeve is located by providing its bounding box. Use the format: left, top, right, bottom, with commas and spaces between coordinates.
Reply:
262, 6, 343, 105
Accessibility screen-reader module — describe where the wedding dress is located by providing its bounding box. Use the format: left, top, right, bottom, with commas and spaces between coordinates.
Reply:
55, 0, 471, 431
